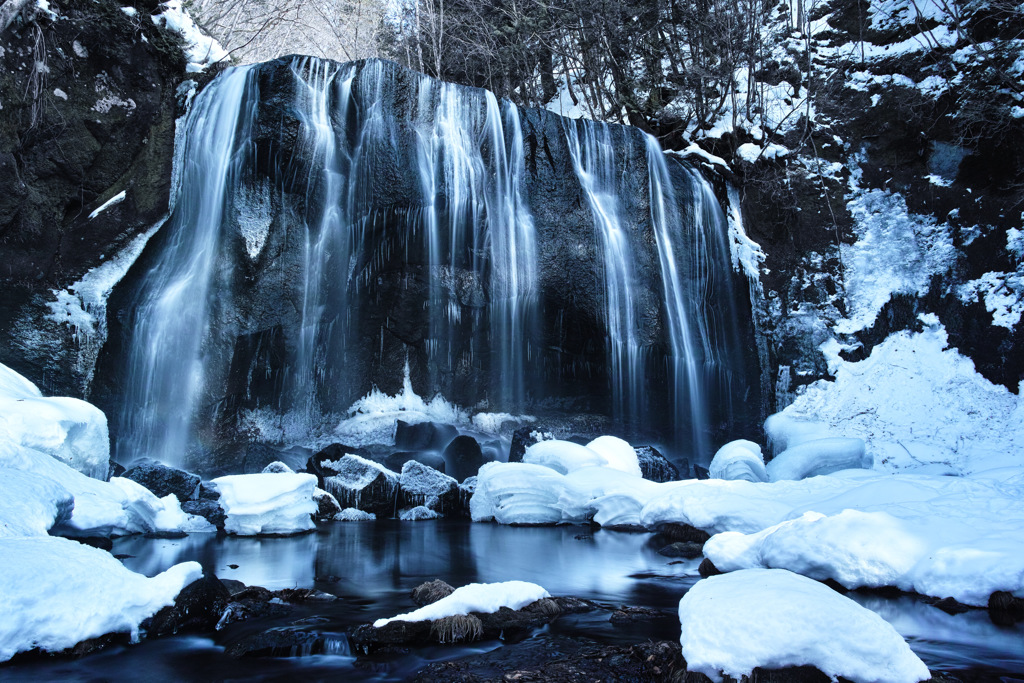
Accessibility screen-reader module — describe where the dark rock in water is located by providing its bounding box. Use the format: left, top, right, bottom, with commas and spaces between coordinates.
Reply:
443, 435, 484, 482
455, 477, 476, 519
657, 541, 704, 559
989, 590, 1024, 626
107, 460, 126, 481
123, 459, 200, 502
395, 421, 459, 451
609, 606, 673, 624
262, 460, 294, 474
385, 450, 447, 475
143, 573, 231, 637
312, 488, 342, 520
694, 464, 710, 480
144, 530, 188, 539
634, 445, 681, 482
656, 522, 712, 544
226, 626, 325, 659
412, 635, 685, 682
821, 578, 849, 594
182, 499, 226, 530
399, 460, 459, 515
305, 443, 359, 487
930, 597, 969, 615
411, 579, 455, 607
351, 596, 595, 653
321, 454, 399, 517
698, 558, 722, 578
509, 426, 551, 462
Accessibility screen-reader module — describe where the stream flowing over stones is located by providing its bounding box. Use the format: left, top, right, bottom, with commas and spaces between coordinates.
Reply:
96, 57, 758, 471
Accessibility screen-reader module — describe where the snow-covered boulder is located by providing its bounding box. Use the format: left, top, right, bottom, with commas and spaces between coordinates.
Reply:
0, 362, 109, 479
335, 507, 376, 521
471, 461, 571, 524
373, 581, 550, 628
262, 461, 295, 474
709, 440, 768, 482
766, 437, 869, 481
586, 436, 642, 477
399, 505, 441, 521
678, 569, 929, 683
312, 487, 342, 520
702, 473, 1024, 606
321, 454, 399, 517
211, 472, 317, 535
1, 440, 209, 537
522, 439, 606, 474
0, 469, 74, 538
400, 459, 458, 515
0, 536, 202, 662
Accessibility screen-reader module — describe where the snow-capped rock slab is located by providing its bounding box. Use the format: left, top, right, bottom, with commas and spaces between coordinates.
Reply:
211, 472, 317, 535
585, 436, 642, 477
0, 536, 202, 662
373, 581, 550, 628
0, 362, 109, 479
523, 439, 607, 474
400, 459, 458, 514
321, 453, 399, 517
678, 569, 930, 683
709, 440, 768, 482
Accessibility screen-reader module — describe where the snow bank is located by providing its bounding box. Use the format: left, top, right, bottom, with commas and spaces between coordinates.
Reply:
211, 473, 317, 535
151, 0, 228, 73
585, 436, 642, 477
0, 469, 73, 538
678, 569, 929, 683
766, 437, 869, 481
771, 324, 1024, 474
0, 536, 202, 662
522, 440, 607, 474
1, 440, 208, 537
0, 362, 109, 478
334, 365, 466, 446
373, 581, 550, 628
709, 440, 767, 482
703, 473, 1024, 606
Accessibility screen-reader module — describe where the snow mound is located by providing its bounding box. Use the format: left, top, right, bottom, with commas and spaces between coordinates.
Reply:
0, 362, 109, 478
211, 473, 317, 535
400, 505, 440, 521
709, 440, 768, 482
0, 469, 73, 538
766, 438, 869, 481
678, 569, 929, 683
335, 507, 376, 521
772, 324, 1024, 474
703, 473, 1024, 606
523, 440, 607, 474
585, 436, 642, 477
0, 536, 202, 662
1, 440, 207, 537
373, 581, 550, 628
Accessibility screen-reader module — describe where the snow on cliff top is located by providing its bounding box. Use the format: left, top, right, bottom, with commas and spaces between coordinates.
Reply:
152, 0, 228, 73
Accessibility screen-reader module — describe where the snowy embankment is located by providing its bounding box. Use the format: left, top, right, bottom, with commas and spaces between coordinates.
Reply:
472, 327, 1024, 605
0, 362, 204, 662
679, 569, 930, 683
373, 581, 550, 628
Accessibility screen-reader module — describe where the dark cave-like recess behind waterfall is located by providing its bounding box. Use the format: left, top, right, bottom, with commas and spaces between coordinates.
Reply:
93, 56, 760, 471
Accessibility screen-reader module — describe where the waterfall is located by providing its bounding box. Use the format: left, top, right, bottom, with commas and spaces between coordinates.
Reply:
564, 120, 646, 429
118, 65, 257, 465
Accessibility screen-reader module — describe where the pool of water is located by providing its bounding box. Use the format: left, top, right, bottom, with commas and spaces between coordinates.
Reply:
5, 520, 1023, 681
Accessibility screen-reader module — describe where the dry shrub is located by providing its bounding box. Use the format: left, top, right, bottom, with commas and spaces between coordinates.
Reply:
411, 579, 454, 607
429, 614, 483, 643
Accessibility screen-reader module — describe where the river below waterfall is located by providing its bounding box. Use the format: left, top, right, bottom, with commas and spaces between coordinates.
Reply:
4, 521, 1023, 681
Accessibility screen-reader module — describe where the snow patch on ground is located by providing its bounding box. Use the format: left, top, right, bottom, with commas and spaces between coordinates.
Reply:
0, 536, 202, 662
771, 324, 1024, 474
0, 362, 109, 478
373, 581, 550, 628
678, 569, 929, 683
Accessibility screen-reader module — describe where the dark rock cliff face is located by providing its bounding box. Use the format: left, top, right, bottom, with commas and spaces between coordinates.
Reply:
0, 0, 193, 396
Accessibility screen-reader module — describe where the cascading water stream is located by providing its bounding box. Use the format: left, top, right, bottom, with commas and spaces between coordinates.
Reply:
644, 135, 709, 458
118, 65, 257, 465
565, 120, 646, 429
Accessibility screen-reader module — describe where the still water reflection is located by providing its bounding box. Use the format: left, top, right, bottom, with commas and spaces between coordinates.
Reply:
4, 520, 1023, 681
